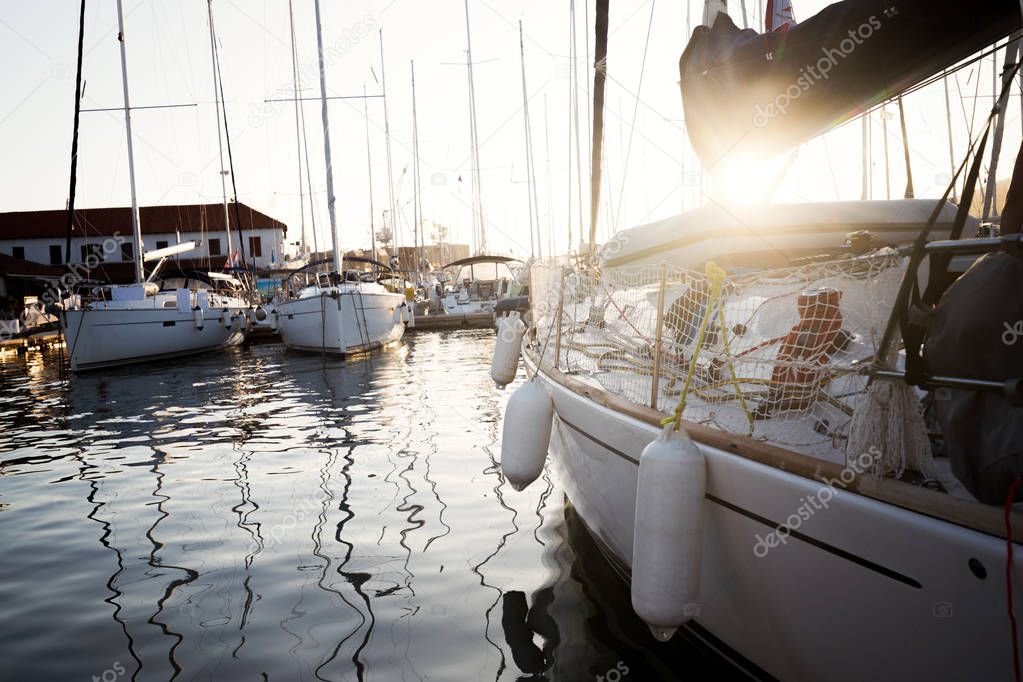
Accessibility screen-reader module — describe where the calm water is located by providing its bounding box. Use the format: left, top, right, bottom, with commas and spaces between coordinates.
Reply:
0, 332, 738, 681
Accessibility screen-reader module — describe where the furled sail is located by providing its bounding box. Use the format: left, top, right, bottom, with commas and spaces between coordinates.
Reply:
680, 0, 1022, 168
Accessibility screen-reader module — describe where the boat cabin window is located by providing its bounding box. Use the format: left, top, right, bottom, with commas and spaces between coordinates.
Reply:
454, 261, 513, 284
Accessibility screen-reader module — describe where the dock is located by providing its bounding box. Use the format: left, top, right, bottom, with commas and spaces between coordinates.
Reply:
0, 330, 64, 355
408, 312, 495, 332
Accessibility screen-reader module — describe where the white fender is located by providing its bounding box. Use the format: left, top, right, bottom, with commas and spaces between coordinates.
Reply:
192, 306, 204, 330
222, 310, 233, 329
270, 310, 280, 332
491, 312, 526, 388
631, 424, 706, 642
500, 378, 553, 491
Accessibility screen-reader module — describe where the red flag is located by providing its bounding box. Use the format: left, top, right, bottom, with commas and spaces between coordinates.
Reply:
765, 0, 797, 32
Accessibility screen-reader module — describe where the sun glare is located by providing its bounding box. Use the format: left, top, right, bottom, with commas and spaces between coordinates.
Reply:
709, 156, 792, 205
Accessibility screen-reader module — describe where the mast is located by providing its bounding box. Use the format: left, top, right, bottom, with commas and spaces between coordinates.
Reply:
64, 0, 86, 268
519, 21, 538, 259
984, 36, 1022, 220
463, 0, 486, 254
882, 105, 891, 200
860, 113, 870, 200
364, 83, 377, 263
411, 60, 423, 280
943, 71, 957, 203
544, 93, 554, 258
115, 0, 144, 284
898, 96, 914, 199
703, 0, 727, 26
313, 0, 342, 275
587, 0, 609, 261
207, 0, 233, 262
379, 30, 398, 255
286, 0, 307, 256
300, 86, 320, 256
571, 0, 585, 253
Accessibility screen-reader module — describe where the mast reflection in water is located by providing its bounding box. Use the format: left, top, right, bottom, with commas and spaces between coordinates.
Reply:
0, 332, 740, 681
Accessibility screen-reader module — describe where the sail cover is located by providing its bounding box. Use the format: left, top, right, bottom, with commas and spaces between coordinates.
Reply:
680, 0, 1022, 168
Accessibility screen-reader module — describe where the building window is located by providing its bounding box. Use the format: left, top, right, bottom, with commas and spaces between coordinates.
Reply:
248, 236, 262, 258
49, 245, 62, 265
121, 242, 133, 261
156, 240, 169, 250
11, 246, 24, 260
80, 244, 104, 263
208, 238, 222, 256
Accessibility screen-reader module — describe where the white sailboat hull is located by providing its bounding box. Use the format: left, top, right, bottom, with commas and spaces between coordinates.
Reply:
63, 305, 247, 372
276, 286, 406, 355
527, 353, 1023, 681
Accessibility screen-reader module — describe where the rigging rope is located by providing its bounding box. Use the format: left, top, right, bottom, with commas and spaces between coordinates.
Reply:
661, 261, 752, 432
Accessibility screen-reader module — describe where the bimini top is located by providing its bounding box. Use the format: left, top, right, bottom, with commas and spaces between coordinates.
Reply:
602, 199, 978, 270
270, 255, 392, 276
442, 255, 522, 269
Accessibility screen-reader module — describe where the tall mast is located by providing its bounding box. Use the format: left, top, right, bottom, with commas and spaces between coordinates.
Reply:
64, 0, 86, 268
881, 105, 891, 200
897, 96, 914, 199
364, 83, 377, 263
544, 93, 554, 258
206, 0, 233, 262
860, 114, 870, 201
463, 0, 486, 254
984, 37, 1022, 220
411, 60, 424, 280
379, 30, 398, 255
313, 0, 342, 275
519, 20, 537, 259
115, 0, 144, 284
587, 0, 609, 262
570, 0, 585, 253
286, 0, 306, 256
943, 71, 958, 203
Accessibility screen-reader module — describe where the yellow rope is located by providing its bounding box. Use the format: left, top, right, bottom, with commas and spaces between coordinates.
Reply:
661, 262, 726, 431
716, 296, 756, 435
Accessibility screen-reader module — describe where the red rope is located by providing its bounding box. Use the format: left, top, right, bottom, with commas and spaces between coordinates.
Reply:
1006, 477, 1022, 682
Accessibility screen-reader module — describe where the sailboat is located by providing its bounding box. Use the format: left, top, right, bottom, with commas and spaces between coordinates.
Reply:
274, 0, 407, 356
498, 1, 1023, 680
61, 0, 251, 372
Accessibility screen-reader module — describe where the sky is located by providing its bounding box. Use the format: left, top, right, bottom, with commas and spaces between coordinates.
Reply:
0, 0, 1019, 260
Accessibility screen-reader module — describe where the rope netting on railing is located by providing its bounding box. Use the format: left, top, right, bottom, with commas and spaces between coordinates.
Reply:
530, 252, 907, 463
